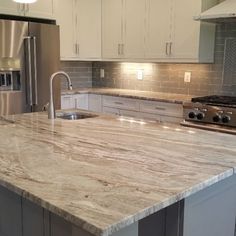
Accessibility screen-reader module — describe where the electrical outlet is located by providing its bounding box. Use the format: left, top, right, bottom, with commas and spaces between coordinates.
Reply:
100, 69, 105, 78
137, 69, 144, 80
184, 72, 191, 83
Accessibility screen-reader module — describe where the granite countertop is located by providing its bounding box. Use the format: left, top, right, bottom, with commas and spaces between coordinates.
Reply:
0, 112, 236, 236
61, 88, 193, 104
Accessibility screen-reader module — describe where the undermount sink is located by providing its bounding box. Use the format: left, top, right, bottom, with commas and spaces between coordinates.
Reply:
56, 112, 98, 120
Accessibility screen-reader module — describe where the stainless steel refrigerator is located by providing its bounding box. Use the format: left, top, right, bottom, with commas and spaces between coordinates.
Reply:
0, 19, 60, 115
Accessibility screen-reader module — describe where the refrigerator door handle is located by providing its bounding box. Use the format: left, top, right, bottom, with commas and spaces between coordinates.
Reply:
32, 36, 38, 106
24, 37, 33, 107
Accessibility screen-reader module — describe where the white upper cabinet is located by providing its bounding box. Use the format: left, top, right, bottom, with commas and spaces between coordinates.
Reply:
146, 0, 217, 62
56, 0, 101, 60
123, 0, 146, 59
76, 0, 101, 59
27, 0, 54, 19
146, 0, 172, 59
102, 0, 146, 59
55, 0, 77, 59
102, 0, 124, 59
0, 0, 55, 19
0, 1, 19, 15
102, 0, 218, 62
170, 0, 217, 62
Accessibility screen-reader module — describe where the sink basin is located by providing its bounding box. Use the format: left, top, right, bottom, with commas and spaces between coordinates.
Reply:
56, 112, 98, 120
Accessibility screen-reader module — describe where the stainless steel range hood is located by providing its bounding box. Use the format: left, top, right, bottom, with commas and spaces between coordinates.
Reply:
194, 0, 236, 23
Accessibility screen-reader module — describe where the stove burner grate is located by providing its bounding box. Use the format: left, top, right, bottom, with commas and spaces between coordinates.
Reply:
192, 95, 236, 106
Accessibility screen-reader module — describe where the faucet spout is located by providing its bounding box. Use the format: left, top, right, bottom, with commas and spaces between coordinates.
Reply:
48, 71, 73, 119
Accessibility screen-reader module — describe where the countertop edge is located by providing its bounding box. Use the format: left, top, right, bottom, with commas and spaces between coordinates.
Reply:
0, 168, 234, 236
102, 168, 234, 236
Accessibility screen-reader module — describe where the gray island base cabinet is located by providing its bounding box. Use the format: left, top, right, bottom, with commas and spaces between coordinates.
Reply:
0, 175, 236, 236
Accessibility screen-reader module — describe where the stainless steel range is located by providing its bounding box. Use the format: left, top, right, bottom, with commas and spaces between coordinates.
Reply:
181, 95, 236, 134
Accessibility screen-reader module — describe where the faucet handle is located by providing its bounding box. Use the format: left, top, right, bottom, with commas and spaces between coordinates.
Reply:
42, 103, 49, 112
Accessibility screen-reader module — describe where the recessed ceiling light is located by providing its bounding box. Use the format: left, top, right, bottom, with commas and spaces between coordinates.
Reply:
13, 0, 37, 3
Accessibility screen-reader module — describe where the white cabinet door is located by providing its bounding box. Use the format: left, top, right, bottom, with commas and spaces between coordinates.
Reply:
0, 1, 20, 15
74, 94, 89, 110
28, 0, 54, 19
102, 0, 124, 58
171, 0, 201, 60
123, 0, 145, 59
77, 0, 101, 59
146, 0, 172, 59
61, 95, 75, 109
55, 0, 77, 59
88, 94, 102, 112
146, 0, 216, 62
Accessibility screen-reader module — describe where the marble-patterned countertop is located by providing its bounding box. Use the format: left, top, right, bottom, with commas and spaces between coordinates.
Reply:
0, 111, 236, 236
61, 88, 193, 104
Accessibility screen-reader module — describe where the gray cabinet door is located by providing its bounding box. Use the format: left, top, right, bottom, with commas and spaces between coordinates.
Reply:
184, 175, 236, 236
51, 213, 72, 236
0, 186, 22, 236
22, 198, 44, 236
139, 201, 184, 236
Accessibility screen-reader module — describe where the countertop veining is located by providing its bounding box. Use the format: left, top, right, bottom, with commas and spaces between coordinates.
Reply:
61, 88, 193, 104
0, 112, 236, 236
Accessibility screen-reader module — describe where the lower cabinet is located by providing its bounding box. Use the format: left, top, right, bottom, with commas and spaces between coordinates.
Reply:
61, 93, 183, 124
0, 186, 22, 236
74, 94, 89, 110
22, 199, 46, 236
184, 175, 236, 236
139, 201, 184, 236
61, 95, 75, 109
0, 185, 92, 236
0, 176, 236, 236
61, 94, 89, 110
88, 94, 103, 112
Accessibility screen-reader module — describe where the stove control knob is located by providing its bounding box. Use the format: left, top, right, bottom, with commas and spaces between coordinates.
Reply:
213, 115, 221, 123
222, 115, 230, 124
188, 112, 196, 119
197, 113, 205, 120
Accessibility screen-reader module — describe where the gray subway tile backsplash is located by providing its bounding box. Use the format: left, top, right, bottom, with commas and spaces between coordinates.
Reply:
60, 61, 93, 89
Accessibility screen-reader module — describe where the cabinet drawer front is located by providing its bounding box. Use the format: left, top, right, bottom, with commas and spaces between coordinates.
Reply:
139, 100, 183, 117
160, 115, 182, 124
103, 106, 120, 115
119, 109, 141, 118
103, 96, 139, 111
61, 95, 74, 109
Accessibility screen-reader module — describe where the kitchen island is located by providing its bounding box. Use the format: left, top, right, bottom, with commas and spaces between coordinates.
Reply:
0, 112, 236, 236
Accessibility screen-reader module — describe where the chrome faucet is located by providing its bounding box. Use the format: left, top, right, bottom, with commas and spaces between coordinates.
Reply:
48, 71, 72, 119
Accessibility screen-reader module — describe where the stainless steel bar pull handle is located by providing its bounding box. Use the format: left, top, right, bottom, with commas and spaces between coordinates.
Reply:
118, 44, 120, 55
166, 42, 169, 55
32, 36, 38, 105
121, 44, 124, 55
75, 43, 77, 54
169, 42, 172, 55
24, 37, 33, 106
77, 43, 80, 55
